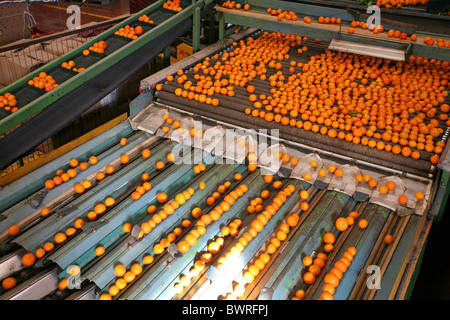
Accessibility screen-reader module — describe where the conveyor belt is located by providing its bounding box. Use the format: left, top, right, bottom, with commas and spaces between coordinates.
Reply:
0, 115, 436, 300
153, 32, 450, 178
0, 0, 215, 171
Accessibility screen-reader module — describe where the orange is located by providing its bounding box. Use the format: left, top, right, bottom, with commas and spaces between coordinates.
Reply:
276, 230, 287, 241
95, 246, 106, 256
45, 180, 55, 189
320, 292, 334, 300
99, 293, 112, 300
157, 192, 168, 204
335, 217, 349, 232
94, 203, 107, 214
322, 284, 335, 295
334, 168, 344, 178
130, 263, 143, 276
358, 219, 368, 229
386, 181, 397, 190
178, 240, 191, 253
303, 272, 316, 284
348, 211, 359, 220
368, 179, 378, 188
313, 258, 326, 269
115, 278, 127, 290
264, 174, 274, 183
156, 161, 165, 169
243, 271, 255, 284
54, 232, 67, 244
299, 190, 309, 200
380, 233, 394, 245
415, 191, 425, 200
74, 183, 85, 194
8, 224, 20, 236
300, 202, 310, 212
347, 246, 357, 256
69, 158, 79, 168
74, 218, 85, 229
398, 194, 408, 206
333, 260, 348, 274
323, 232, 335, 244
114, 264, 126, 277
324, 243, 334, 253
120, 154, 130, 164
123, 271, 136, 283
89, 156, 98, 165
286, 215, 298, 227
35, 248, 46, 259
22, 253, 36, 266
2, 277, 17, 290
142, 149, 151, 158
379, 185, 389, 195
122, 223, 132, 233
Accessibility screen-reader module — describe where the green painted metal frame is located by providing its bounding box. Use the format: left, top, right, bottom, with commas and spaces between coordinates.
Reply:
0, 0, 215, 137
216, 0, 450, 61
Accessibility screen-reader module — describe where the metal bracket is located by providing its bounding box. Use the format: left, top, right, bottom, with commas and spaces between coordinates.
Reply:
397, 206, 414, 217
27, 190, 48, 209
162, 243, 181, 268
353, 191, 370, 203
131, 224, 142, 240
82, 218, 109, 234
314, 179, 328, 190
54, 204, 78, 219
258, 286, 274, 300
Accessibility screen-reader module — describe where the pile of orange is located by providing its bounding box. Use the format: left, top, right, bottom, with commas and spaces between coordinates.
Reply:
243, 213, 299, 285
375, 0, 428, 9
159, 113, 185, 134
221, 218, 243, 237
0, 92, 18, 113
422, 36, 450, 48
27, 216, 86, 262
266, 8, 298, 21
205, 180, 232, 207
240, 215, 297, 288
114, 25, 143, 39
44, 160, 87, 190
221, 1, 244, 10
302, 252, 329, 288
318, 246, 357, 300
137, 14, 154, 24
238, 32, 448, 164
159, 30, 449, 166
86, 40, 107, 54
27, 71, 59, 92
348, 20, 383, 35
162, 0, 183, 11
335, 211, 359, 233
130, 173, 152, 200
61, 60, 85, 73
317, 16, 342, 25
132, 187, 194, 243
218, 183, 295, 275
99, 262, 145, 299
178, 184, 248, 254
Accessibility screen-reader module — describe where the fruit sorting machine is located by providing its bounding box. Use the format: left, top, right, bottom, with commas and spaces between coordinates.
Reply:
0, 0, 449, 301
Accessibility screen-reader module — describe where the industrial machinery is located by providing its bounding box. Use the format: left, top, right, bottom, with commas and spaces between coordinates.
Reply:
0, 0, 449, 301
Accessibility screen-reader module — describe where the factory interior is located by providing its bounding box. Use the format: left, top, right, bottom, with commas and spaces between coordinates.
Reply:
0, 0, 449, 302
